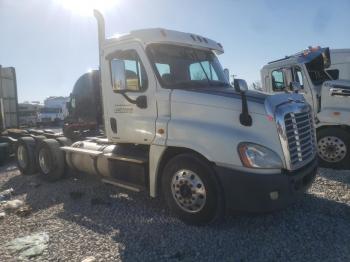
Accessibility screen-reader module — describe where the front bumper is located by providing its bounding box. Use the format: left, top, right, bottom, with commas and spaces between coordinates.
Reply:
215, 157, 318, 213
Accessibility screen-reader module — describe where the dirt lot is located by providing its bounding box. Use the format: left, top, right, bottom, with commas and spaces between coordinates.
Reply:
0, 162, 349, 261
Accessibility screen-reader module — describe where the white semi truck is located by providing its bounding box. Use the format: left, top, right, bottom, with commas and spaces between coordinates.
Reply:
15, 11, 317, 225
261, 47, 350, 169
37, 96, 68, 126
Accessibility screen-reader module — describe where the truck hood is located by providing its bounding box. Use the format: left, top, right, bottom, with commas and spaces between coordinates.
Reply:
321, 79, 350, 99
171, 87, 305, 115
322, 79, 350, 92
316, 80, 350, 124
319, 80, 350, 111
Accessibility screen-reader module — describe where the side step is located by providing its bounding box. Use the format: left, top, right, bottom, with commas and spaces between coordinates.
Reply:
101, 177, 143, 192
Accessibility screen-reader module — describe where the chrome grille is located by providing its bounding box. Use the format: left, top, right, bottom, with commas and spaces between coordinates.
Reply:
284, 110, 316, 169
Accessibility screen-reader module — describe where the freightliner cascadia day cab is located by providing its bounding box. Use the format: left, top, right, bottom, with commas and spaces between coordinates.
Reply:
261, 47, 350, 169
15, 11, 317, 225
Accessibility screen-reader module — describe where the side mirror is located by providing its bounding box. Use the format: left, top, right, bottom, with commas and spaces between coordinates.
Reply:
223, 68, 230, 82
111, 59, 127, 92
290, 81, 301, 93
233, 79, 248, 92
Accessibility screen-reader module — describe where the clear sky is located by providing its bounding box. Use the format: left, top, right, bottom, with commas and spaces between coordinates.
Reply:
1, 0, 349, 103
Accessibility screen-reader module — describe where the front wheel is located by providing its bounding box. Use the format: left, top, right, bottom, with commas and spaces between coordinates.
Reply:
162, 153, 224, 225
317, 127, 350, 169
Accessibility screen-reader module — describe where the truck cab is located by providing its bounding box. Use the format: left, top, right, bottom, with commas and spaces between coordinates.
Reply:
14, 11, 318, 225
261, 47, 350, 168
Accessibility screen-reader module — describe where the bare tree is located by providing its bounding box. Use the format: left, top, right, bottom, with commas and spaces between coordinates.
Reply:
250, 80, 262, 91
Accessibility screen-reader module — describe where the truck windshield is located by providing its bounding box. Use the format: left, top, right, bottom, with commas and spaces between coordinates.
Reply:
147, 44, 230, 88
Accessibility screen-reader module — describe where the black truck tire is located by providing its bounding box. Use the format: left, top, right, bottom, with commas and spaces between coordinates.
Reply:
56, 137, 72, 146
317, 127, 350, 169
36, 139, 65, 182
16, 137, 37, 175
0, 142, 10, 166
161, 153, 224, 225
33, 135, 47, 143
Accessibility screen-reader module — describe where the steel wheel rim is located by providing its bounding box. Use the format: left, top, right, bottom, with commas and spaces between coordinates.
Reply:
171, 169, 207, 213
318, 136, 347, 163
17, 145, 27, 169
38, 148, 51, 174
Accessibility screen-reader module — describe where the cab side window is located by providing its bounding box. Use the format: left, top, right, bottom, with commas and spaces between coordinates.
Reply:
271, 70, 286, 91
110, 50, 148, 91
293, 67, 304, 88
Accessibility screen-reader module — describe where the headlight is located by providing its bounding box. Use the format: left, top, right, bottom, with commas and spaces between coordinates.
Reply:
238, 143, 282, 169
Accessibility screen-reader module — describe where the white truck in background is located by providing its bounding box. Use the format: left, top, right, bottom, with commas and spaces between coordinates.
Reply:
18, 102, 43, 127
261, 47, 350, 169
327, 49, 350, 80
14, 11, 317, 225
37, 96, 68, 126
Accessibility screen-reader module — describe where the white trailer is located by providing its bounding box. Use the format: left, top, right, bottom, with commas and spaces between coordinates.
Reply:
15, 11, 317, 225
261, 47, 350, 169
0, 66, 19, 130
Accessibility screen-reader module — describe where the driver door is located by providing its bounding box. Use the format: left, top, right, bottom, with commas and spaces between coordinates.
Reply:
101, 43, 157, 144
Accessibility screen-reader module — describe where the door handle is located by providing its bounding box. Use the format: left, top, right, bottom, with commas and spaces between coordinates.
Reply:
110, 118, 117, 133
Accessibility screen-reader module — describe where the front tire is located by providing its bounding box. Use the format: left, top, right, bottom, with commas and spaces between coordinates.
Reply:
162, 153, 224, 225
36, 139, 65, 181
317, 127, 350, 169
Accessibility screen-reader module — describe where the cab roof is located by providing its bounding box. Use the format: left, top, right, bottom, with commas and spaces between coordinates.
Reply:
262, 46, 330, 70
104, 28, 224, 54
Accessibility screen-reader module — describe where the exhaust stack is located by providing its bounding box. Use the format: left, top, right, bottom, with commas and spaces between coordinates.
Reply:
93, 9, 105, 54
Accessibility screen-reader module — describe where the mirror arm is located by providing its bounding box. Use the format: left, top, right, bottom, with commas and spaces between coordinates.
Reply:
239, 91, 252, 127
120, 92, 147, 109
120, 92, 137, 104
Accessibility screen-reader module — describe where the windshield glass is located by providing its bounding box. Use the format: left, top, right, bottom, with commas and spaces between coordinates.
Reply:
40, 107, 60, 114
147, 44, 230, 88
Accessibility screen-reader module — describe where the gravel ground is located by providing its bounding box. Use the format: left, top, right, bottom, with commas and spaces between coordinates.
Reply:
0, 162, 349, 262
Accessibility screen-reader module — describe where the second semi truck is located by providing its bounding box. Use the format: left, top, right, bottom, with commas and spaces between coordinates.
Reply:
261, 47, 350, 169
